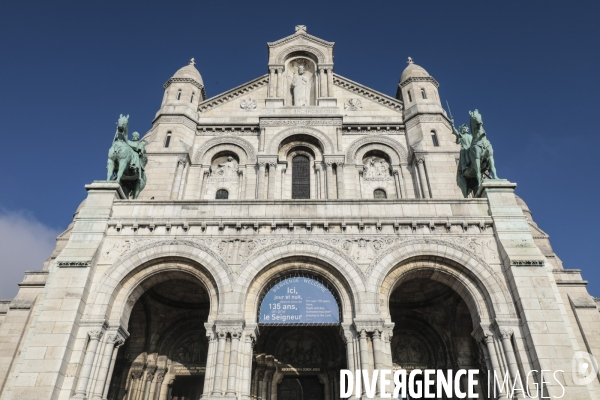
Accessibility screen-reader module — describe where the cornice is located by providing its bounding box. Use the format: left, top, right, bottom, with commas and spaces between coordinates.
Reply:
164, 77, 207, 100
399, 76, 439, 88
267, 31, 334, 49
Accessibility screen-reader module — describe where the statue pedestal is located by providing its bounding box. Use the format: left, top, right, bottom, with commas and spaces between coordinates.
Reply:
318, 97, 337, 107
475, 179, 516, 198
265, 98, 285, 108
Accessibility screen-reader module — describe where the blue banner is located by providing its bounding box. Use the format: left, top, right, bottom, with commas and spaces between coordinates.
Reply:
259, 277, 340, 324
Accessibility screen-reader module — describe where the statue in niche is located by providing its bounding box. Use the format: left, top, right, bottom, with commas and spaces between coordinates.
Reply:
363, 157, 390, 179
212, 156, 238, 178
290, 65, 308, 106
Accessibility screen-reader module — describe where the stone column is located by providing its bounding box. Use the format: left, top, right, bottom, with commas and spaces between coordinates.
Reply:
238, 170, 245, 199
152, 370, 165, 400
240, 332, 256, 400
319, 68, 327, 98
336, 163, 345, 199
141, 367, 156, 400
267, 162, 276, 199
199, 167, 209, 199
326, 68, 333, 97
170, 159, 185, 199
280, 167, 286, 199
398, 165, 408, 198
102, 340, 124, 400
325, 162, 335, 199
416, 158, 430, 198
202, 330, 217, 398
226, 330, 241, 396
72, 329, 103, 399
392, 170, 402, 199
257, 163, 266, 200
483, 334, 503, 394
499, 329, 520, 389
91, 334, 122, 400
211, 330, 227, 396
268, 68, 275, 97
343, 331, 355, 372
276, 67, 284, 98
177, 160, 189, 200
372, 330, 384, 395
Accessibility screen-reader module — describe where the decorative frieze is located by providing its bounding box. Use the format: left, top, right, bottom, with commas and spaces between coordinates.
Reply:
153, 116, 197, 130
259, 119, 342, 127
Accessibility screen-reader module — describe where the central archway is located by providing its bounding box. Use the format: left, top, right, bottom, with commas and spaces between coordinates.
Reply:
244, 258, 354, 400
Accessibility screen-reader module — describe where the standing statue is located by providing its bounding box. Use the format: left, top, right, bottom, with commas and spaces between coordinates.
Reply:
106, 114, 148, 199
451, 109, 498, 197
290, 65, 308, 106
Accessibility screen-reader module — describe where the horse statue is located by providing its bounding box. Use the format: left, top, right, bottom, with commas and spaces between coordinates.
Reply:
451, 109, 498, 198
106, 114, 147, 199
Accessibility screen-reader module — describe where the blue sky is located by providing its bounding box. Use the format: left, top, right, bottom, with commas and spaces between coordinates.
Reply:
0, 0, 599, 298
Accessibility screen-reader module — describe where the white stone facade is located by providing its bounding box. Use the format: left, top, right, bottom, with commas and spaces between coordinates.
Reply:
1, 26, 600, 400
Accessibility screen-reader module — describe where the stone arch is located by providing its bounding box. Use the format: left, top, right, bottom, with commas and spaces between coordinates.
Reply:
193, 136, 257, 164
275, 45, 326, 64
235, 239, 366, 321
85, 239, 233, 324
107, 262, 217, 328
369, 239, 516, 324
346, 135, 408, 164
267, 126, 335, 155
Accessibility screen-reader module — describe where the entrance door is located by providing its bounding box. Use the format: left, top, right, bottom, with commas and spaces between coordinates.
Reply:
169, 376, 204, 400
277, 377, 324, 400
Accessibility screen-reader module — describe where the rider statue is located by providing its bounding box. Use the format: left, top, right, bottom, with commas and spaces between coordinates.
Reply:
450, 109, 498, 198
106, 115, 148, 199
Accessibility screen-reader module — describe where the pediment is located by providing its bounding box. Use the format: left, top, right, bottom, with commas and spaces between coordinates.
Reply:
198, 75, 269, 115
268, 30, 334, 50
334, 74, 404, 113
267, 26, 334, 65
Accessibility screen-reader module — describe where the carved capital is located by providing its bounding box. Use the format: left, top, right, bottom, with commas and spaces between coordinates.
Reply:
177, 158, 188, 167
88, 329, 103, 341
483, 334, 495, 344
372, 330, 381, 340
269, 68, 276, 74
499, 328, 514, 340
417, 157, 425, 165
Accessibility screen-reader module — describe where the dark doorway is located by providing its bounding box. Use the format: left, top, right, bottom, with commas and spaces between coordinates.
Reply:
277, 377, 324, 400
169, 376, 204, 400
292, 155, 310, 199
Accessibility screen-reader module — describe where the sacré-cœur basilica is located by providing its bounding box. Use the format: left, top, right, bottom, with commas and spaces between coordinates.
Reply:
1, 26, 599, 400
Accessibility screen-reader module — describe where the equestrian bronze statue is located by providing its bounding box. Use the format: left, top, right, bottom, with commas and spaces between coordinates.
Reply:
451, 109, 498, 198
106, 114, 147, 199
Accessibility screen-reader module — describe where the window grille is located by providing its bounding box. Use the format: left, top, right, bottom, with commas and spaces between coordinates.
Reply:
216, 189, 229, 199
292, 155, 310, 199
374, 189, 387, 199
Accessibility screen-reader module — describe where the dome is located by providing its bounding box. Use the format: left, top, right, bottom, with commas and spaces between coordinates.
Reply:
515, 194, 534, 223
173, 58, 203, 86
400, 57, 430, 83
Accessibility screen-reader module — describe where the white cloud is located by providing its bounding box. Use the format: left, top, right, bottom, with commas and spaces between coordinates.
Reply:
0, 211, 60, 299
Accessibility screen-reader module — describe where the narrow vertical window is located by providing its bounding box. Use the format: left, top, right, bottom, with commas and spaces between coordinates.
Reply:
164, 131, 172, 148
407, 90, 412, 102
431, 130, 439, 147
177, 89, 182, 100
190, 92, 194, 103
421, 88, 427, 99
216, 189, 229, 199
292, 155, 310, 199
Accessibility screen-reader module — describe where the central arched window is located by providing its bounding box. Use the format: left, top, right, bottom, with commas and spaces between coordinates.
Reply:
374, 189, 387, 199
292, 155, 310, 199
216, 189, 229, 199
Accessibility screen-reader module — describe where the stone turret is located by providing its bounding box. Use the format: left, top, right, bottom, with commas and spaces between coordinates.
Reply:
396, 57, 444, 120
397, 58, 461, 198
157, 58, 206, 119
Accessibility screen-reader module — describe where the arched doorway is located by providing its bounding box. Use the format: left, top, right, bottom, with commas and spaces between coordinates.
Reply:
252, 275, 346, 400
389, 278, 487, 398
106, 276, 212, 400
